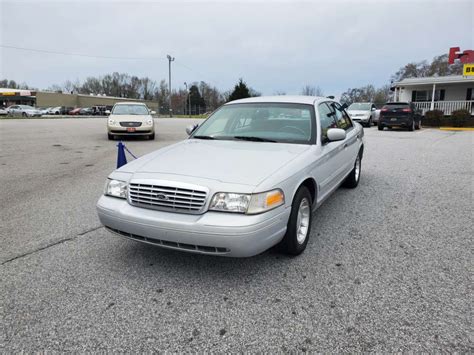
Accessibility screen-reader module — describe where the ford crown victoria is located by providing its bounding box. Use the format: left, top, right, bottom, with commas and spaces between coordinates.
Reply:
97, 96, 364, 257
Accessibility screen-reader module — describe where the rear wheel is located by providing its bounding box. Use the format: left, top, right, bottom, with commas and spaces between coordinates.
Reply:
408, 120, 415, 131
279, 186, 312, 256
343, 152, 361, 188
22, 112, 27, 117
415, 120, 421, 130
378, 124, 383, 131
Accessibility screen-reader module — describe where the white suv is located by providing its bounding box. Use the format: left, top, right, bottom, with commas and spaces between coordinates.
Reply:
107, 102, 156, 140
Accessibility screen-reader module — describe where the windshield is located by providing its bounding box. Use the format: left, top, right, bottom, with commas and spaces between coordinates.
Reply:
19, 105, 35, 109
112, 104, 149, 115
348, 103, 371, 111
191, 103, 315, 144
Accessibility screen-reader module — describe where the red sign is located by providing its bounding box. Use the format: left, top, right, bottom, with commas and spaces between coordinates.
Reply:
449, 47, 474, 64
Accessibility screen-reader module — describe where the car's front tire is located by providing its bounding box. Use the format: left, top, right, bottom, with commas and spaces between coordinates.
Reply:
108, 133, 114, 140
343, 152, 361, 188
149, 133, 155, 140
378, 124, 383, 131
279, 186, 312, 256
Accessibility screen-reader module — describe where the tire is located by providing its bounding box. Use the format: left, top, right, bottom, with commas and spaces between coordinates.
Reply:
408, 120, 415, 131
279, 186, 313, 256
415, 120, 421, 130
378, 124, 383, 131
22, 112, 27, 117
343, 152, 361, 188
149, 133, 155, 140
108, 133, 114, 140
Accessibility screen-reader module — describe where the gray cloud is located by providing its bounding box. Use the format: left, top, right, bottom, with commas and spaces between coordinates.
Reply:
1, 0, 472, 96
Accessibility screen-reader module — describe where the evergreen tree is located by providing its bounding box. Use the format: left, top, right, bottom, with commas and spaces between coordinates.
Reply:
228, 78, 251, 102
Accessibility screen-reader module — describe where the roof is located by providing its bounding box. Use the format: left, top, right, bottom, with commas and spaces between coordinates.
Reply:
225, 95, 329, 105
112, 101, 148, 105
393, 75, 474, 87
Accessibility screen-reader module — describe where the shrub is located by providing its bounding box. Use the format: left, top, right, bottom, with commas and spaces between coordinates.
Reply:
424, 110, 444, 126
451, 109, 471, 127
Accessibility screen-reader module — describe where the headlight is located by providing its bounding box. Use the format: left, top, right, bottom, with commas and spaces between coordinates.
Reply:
209, 189, 284, 214
104, 179, 127, 199
146, 119, 153, 125
108, 118, 116, 125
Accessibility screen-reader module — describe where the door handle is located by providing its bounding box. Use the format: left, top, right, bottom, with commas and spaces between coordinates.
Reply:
344, 143, 348, 149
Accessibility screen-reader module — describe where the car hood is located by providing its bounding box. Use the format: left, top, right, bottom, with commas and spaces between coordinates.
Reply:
348, 110, 370, 115
110, 114, 151, 121
125, 139, 310, 186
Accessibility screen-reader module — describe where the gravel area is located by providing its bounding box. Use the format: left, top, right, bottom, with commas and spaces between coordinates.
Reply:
0, 118, 472, 352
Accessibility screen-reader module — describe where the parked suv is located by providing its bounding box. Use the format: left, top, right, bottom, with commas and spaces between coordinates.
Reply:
347, 102, 377, 127
378, 102, 422, 131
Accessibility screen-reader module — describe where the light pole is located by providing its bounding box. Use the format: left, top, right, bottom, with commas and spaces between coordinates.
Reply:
184, 82, 188, 116
167, 54, 175, 117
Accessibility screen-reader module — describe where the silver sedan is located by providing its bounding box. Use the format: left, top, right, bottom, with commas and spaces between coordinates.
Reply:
97, 96, 364, 257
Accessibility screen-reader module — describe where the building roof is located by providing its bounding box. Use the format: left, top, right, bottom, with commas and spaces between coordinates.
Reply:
226, 95, 328, 105
393, 75, 474, 87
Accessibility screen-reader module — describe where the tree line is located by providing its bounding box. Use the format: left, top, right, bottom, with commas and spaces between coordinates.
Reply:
1, 52, 461, 111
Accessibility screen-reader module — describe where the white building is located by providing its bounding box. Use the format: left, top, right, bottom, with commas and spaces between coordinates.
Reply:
392, 75, 474, 115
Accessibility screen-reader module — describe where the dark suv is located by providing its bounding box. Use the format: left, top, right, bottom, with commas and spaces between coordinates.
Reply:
378, 102, 422, 131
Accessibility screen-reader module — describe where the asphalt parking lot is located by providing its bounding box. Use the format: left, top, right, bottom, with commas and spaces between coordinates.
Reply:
0, 118, 472, 352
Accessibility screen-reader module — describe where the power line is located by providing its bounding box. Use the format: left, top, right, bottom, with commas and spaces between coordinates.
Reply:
1, 43, 225, 88
0, 44, 166, 61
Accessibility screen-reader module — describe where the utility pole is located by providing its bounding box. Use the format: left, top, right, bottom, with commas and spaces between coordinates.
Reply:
167, 54, 175, 117
184, 82, 188, 116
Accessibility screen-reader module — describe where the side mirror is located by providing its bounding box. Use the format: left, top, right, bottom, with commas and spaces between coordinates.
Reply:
105, 110, 111, 114
150, 110, 156, 115
371, 107, 376, 111
326, 128, 346, 142
186, 124, 198, 135
340, 103, 349, 110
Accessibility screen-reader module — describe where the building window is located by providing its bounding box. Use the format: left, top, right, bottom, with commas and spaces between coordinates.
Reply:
411, 89, 445, 102
467, 88, 473, 100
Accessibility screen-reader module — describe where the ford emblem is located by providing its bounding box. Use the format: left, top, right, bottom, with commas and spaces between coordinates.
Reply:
155, 193, 168, 200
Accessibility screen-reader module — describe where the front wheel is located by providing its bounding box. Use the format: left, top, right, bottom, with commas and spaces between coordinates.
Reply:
149, 133, 155, 140
343, 153, 361, 188
279, 186, 312, 256
22, 112, 27, 117
108, 133, 114, 140
378, 124, 383, 131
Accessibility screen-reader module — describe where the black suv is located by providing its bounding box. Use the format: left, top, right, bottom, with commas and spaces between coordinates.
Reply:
378, 102, 422, 131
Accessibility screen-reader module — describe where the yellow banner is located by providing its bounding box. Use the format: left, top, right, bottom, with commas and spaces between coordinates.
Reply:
463, 63, 474, 76
1, 92, 16, 96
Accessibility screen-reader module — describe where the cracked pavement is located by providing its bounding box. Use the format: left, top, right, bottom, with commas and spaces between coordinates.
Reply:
0, 118, 472, 352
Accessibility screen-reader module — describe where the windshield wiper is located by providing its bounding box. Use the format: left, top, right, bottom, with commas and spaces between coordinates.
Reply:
193, 135, 216, 140
232, 136, 276, 142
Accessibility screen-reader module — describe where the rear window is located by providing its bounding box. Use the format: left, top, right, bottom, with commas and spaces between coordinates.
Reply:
382, 103, 409, 109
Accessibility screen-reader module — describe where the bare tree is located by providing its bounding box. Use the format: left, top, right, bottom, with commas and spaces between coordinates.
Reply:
301, 85, 324, 96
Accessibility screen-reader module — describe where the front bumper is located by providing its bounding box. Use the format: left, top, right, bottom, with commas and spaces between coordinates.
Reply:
97, 195, 290, 257
108, 126, 154, 135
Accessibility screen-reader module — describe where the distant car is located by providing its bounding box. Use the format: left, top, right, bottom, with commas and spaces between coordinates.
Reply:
107, 102, 156, 140
378, 102, 422, 131
0, 107, 8, 116
7, 105, 42, 117
79, 107, 93, 115
347, 102, 377, 127
68, 108, 82, 115
48, 106, 62, 115
40, 107, 51, 115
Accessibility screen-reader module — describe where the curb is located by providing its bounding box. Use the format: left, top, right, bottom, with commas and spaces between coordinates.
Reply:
439, 127, 474, 131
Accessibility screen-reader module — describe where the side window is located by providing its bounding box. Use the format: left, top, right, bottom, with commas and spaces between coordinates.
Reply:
332, 102, 353, 130
318, 102, 337, 143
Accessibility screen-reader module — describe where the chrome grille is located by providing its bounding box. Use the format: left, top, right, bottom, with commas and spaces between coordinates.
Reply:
128, 182, 207, 213
120, 121, 142, 127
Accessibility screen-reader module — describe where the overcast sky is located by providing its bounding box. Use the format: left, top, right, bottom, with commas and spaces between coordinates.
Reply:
1, 0, 473, 96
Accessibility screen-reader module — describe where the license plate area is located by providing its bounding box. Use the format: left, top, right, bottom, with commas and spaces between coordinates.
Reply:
127, 127, 136, 132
